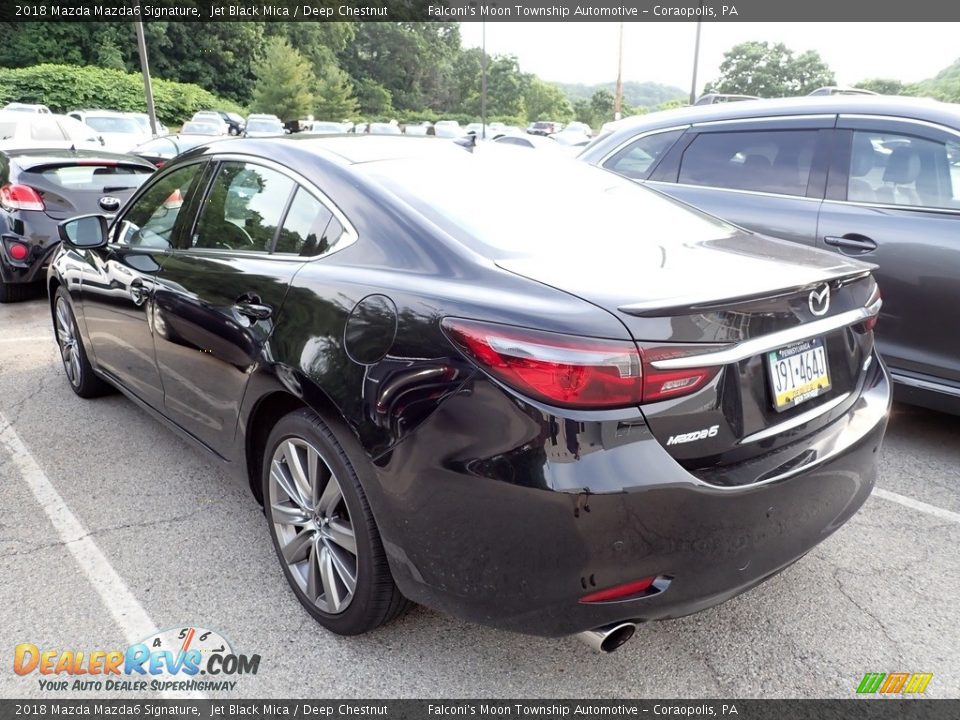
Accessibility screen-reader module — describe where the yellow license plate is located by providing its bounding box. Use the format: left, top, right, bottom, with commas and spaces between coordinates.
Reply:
767, 337, 831, 412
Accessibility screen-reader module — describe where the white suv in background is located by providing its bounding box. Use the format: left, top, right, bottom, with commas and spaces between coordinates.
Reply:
68, 110, 151, 152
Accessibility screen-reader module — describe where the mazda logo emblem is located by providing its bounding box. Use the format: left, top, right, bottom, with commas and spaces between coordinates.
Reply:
99, 196, 121, 211
808, 283, 831, 317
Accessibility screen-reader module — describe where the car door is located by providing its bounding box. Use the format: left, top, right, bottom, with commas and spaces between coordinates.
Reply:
150, 158, 340, 457
817, 116, 960, 389
643, 116, 835, 246
78, 160, 208, 408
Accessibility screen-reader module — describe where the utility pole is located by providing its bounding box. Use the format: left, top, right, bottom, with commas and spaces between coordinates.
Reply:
614, 22, 624, 121
689, 6, 704, 105
133, 5, 158, 135
481, 21, 487, 140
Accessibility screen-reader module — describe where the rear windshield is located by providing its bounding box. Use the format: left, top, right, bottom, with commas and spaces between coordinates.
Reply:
367, 150, 735, 259
32, 164, 153, 192
85, 116, 141, 134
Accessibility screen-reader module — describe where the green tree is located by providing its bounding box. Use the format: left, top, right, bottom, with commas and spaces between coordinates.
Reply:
709, 41, 835, 97
590, 89, 615, 125
910, 58, 960, 102
314, 65, 359, 120
354, 78, 394, 117
251, 38, 315, 122
337, 23, 461, 113
94, 35, 125, 72
484, 55, 526, 120
523, 77, 573, 122
855, 78, 907, 95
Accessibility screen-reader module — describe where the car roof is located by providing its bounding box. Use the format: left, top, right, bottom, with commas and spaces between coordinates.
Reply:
604, 95, 960, 133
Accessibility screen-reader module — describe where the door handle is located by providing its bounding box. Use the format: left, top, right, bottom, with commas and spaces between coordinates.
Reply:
824, 235, 877, 252
233, 294, 273, 321
129, 279, 151, 306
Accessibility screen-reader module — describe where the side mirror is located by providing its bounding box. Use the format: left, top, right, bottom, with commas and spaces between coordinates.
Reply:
59, 215, 109, 250
98, 135, 105, 146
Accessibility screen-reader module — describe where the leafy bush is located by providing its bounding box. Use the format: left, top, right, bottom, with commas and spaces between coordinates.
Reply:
0, 64, 245, 125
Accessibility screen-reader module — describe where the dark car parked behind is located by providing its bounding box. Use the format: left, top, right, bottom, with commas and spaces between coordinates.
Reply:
48, 137, 889, 651
0, 148, 154, 301
580, 96, 960, 414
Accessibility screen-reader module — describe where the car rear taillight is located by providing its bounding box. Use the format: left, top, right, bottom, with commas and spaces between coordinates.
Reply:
441, 318, 644, 409
0, 184, 44, 211
7, 242, 29, 261
640, 347, 721, 403
442, 319, 723, 409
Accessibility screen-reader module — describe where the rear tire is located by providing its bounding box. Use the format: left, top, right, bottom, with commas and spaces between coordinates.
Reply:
262, 409, 409, 635
53, 287, 111, 398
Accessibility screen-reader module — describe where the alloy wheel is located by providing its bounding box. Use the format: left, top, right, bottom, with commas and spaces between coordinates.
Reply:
55, 297, 82, 388
268, 438, 358, 614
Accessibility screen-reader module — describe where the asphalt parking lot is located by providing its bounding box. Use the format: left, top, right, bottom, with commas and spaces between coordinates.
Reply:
1, 294, 959, 699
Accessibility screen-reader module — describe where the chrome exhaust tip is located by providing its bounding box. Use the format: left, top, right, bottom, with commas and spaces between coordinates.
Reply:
576, 622, 638, 653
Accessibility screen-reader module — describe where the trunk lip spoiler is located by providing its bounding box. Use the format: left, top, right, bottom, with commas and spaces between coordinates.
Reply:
651, 295, 882, 370
617, 269, 875, 318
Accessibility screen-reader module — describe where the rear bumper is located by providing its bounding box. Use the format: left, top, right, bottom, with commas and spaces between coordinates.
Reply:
369, 352, 891, 637
1, 226, 60, 285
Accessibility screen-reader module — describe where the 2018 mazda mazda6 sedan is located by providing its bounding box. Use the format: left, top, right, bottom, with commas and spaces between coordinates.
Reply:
48, 136, 890, 652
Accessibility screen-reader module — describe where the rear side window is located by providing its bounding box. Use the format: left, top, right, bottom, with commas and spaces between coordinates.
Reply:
848, 130, 960, 209
34, 165, 152, 192
603, 129, 683, 180
678, 130, 818, 196
274, 187, 336, 256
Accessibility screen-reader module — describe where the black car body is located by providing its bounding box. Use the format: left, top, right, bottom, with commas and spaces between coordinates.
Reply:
48, 137, 889, 647
0, 148, 153, 302
580, 96, 960, 414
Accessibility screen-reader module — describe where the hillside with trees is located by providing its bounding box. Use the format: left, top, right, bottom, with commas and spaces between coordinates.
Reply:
0, 21, 577, 124
554, 80, 686, 110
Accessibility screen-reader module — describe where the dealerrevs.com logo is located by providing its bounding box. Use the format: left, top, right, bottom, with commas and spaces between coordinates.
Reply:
14, 626, 260, 693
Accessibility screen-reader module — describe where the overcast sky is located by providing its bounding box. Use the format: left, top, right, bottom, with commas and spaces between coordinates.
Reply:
459, 23, 960, 92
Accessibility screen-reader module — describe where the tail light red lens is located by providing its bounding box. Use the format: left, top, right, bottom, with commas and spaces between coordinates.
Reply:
441, 318, 644, 409
442, 319, 722, 409
7, 242, 29, 261
580, 576, 657, 603
0, 184, 44, 211
640, 348, 721, 403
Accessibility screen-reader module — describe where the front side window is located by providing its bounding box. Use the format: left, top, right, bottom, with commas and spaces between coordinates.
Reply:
603, 129, 683, 180
677, 129, 818, 196
191, 162, 294, 252
848, 130, 960, 210
115, 162, 205, 249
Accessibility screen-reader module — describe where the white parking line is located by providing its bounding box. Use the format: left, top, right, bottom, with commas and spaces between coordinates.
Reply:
0, 411, 157, 640
0, 411, 205, 699
874, 487, 960, 525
